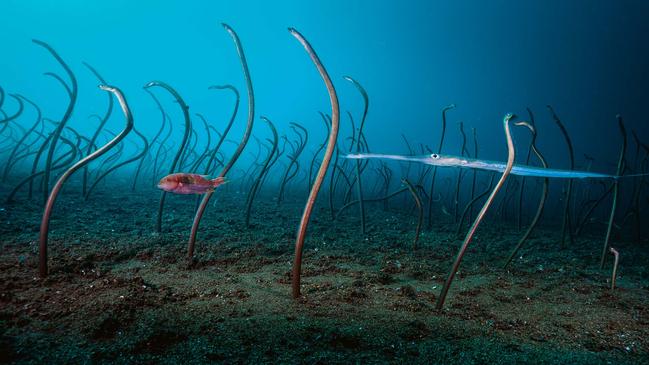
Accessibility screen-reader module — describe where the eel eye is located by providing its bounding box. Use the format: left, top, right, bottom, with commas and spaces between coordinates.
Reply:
431, 154, 440, 159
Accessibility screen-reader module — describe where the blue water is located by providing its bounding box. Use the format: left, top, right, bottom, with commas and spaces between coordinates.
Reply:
1, 1, 649, 364
2, 1, 648, 168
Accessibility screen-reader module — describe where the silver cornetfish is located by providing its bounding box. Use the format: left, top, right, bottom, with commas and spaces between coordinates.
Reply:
344, 153, 640, 179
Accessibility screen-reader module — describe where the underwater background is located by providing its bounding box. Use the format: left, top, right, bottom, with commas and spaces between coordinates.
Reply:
1, 0, 649, 364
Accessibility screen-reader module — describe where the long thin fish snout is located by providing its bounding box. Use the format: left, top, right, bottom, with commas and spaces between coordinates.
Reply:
342, 151, 633, 179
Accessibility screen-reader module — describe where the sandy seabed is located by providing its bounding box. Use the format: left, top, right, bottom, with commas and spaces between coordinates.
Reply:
1, 186, 648, 364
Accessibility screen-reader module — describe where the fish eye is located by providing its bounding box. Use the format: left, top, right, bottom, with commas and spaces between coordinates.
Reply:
431, 154, 440, 159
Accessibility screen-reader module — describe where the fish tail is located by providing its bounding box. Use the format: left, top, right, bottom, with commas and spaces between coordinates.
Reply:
211, 177, 227, 187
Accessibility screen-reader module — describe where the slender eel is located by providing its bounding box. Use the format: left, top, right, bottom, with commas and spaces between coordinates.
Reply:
147, 93, 172, 184
600, 115, 627, 269
328, 132, 340, 219
517, 108, 536, 231
380, 163, 393, 210
456, 173, 496, 236
0, 94, 24, 126
575, 184, 613, 236
0, 96, 25, 153
2, 95, 40, 182
39, 85, 133, 277
337, 186, 413, 217
401, 134, 414, 183
498, 168, 520, 221
547, 105, 575, 246
415, 144, 431, 187
188, 24, 255, 260
278, 122, 308, 204
308, 112, 330, 188
245, 116, 278, 226
344, 76, 369, 235
91, 132, 123, 182
132, 89, 166, 190
625, 131, 643, 241
5, 137, 78, 203
144, 81, 192, 233
338, 111, 355, 202
454, 122, 468, 222
242, 137, 263, 191
82, 62, 113, 195
504, 121, 549, 268
28, 120, 59, 199
85, 127, 149, 199
289, 27, 340, 298
262, 135, 285, 188
428, 104, 454, 228
33, 40, 78, 204
436, 114, 518, 309
204, 85, 239, 175
402, 178, 423, 250
3, 99, 45, 175
178, 127, 197, 171
468, 128, 478, 222
189, 113, 213, 172
609, 247, 619, 289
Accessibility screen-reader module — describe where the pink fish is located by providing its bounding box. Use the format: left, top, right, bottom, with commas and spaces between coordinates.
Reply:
157, 173, 226, 194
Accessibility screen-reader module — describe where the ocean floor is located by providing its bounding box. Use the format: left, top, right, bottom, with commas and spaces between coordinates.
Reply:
1, 185, 648, 364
